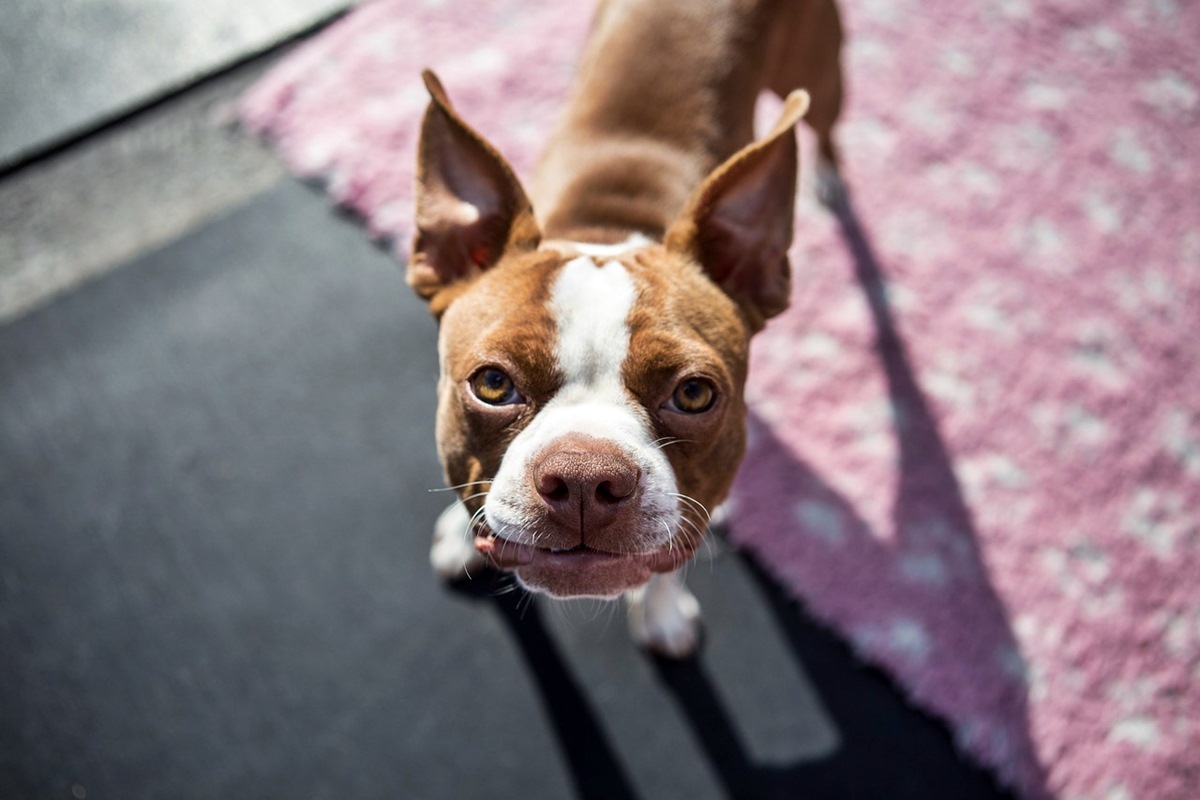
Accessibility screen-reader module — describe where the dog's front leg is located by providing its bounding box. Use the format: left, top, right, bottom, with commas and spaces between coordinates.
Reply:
430, 500, 488, 581
625, 571, 702, 659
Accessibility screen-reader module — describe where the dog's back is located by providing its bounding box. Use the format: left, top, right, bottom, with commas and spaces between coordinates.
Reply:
531, 0, 844, 243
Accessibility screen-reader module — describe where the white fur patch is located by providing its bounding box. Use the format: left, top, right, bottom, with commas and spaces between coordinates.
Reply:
484, 255, 679, 548
626, 572, 702, 657
552, 255, 637, 391
430, 500, 485, 579
566, 234, 654, 259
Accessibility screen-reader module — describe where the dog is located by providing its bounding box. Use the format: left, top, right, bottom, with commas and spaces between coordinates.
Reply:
409, 0, 843, 657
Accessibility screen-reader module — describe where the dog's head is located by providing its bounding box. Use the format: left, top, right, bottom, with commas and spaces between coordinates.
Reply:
409, 71, 808, 598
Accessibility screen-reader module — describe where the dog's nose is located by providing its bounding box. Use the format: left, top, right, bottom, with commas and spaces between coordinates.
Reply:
532, 438, 640, 533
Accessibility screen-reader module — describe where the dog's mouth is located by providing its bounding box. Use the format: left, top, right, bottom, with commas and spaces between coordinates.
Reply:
473, 532, 692, 598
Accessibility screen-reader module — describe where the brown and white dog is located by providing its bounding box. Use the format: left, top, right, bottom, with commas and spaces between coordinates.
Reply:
410, 0, 844, 657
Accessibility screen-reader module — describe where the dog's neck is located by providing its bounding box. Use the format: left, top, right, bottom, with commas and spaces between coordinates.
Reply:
529, 0, 768, 243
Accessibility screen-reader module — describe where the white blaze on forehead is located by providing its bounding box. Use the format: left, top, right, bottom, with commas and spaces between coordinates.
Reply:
551, 255, 637, 391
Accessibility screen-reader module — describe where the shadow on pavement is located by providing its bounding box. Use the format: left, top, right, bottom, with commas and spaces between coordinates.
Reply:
449, 550, 1013, 800
448, 573, 639, 800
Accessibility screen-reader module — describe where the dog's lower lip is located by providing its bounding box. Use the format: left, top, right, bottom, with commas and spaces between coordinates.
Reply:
474, 533, 691, 573
475, 535, 610, 561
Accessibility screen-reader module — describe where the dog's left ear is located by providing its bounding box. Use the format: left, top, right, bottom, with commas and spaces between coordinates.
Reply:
665, 90, 810, 332
409, 70, 541, 309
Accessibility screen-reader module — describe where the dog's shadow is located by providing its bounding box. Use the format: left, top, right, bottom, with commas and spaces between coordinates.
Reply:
449, 196, 1046, 800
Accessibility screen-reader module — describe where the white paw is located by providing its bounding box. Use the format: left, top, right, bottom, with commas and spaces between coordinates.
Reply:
430, 501, 487, 581
708, 502, 731, 536
815, 159, 848, 209
626, 573, 702, 659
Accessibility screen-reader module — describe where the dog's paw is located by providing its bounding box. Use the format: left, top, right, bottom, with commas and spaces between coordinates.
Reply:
626, 574, 703, 659
815, 159, 848, 210
708, 502, 731, 537
430, 501, 487, 581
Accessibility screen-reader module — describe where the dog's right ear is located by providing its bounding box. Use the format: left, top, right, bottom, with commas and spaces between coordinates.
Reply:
664, 90, 809, 333
409, 70, 541, 310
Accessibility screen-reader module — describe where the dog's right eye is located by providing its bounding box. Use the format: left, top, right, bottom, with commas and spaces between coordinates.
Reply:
470, 368, 522, 405
667, 377, 717, 414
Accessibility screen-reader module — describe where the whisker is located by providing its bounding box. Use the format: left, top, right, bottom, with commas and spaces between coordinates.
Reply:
458, 506, 488, 581
696, 519, 718, 571
492, 578, 522, 597
683, 527, 708, 562
466, 504, 488, 533
677, 514, 702, 538
462, 504, 492, 580
670, 492, 712, 522
516, 589, 537, 619
674, 506, 710, 535
428, 480, 492, 493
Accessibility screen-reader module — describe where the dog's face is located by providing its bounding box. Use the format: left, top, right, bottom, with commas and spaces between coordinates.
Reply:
434, 242, 749, 597
410, 72, 808, 598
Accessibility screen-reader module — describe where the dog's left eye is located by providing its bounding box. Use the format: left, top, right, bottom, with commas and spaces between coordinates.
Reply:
667, 378, 716, 414
470, 367, 522, 405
